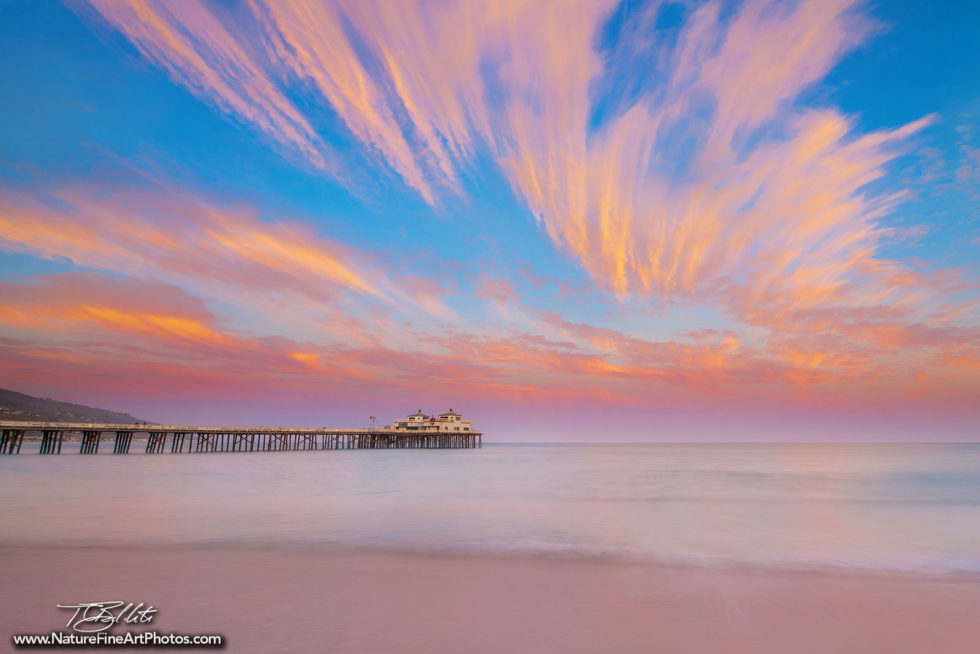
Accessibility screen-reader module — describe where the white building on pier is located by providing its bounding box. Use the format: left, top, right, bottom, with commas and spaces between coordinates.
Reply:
393, 409, 473, 432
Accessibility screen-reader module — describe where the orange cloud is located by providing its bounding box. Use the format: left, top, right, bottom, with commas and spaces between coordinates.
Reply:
5, 1, 977, 423
0, 182, 453, 321
70, 0, 961, 328
1, 271, 976, 419
0, 273, 243, 361
73, 1, 965, 331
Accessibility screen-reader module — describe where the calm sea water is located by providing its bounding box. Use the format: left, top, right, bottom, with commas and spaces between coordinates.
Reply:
1, 442, 978, 575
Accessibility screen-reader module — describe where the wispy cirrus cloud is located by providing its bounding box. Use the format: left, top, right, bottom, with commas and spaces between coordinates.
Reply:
0, 271, 583, 404
1, 266, 975, 429
2, 0, 974, 431
0, 180, 455, 322
75, 0, 955, 311
0, 271, 821, 406
74, 0, 333, 171
0, 272, 242, 360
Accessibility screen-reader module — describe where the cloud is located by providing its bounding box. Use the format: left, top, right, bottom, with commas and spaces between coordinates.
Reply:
0, 180, 454, 321
474, 275, 521, 306
75, 0, 614, 205
75, 1, 951, 310
0, 273, 252, 362
75, 0, 332, 171
1, 268, 976, 421
0, 272, 592, 405
6, 0, 975, 426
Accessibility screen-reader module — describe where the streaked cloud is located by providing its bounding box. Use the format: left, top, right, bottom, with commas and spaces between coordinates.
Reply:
0, 180, 454, 321
75, 0, 332, 171
75, 1, 949, 311
0, 0, 976, 434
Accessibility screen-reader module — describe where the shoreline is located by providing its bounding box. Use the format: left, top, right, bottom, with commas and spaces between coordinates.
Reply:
1, 541, 977, 584
2, 545, 979, 653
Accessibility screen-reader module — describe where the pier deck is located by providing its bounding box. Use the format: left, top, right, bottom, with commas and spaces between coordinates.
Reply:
0, 421, 482, 455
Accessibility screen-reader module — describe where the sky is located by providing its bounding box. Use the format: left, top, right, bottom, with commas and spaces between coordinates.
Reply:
0, 0, 978, 441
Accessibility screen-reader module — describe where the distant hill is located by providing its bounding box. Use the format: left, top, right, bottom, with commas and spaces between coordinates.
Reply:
0, 388, 146, 424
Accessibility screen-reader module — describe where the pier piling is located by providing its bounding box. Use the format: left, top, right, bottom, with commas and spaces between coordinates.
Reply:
80, 431, 102, 455
113, 431, 134, 454
39, 430, 62, 455
0, 421, 483, 456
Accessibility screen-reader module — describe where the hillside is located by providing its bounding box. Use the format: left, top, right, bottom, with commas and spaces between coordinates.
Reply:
0, 388, 145, 424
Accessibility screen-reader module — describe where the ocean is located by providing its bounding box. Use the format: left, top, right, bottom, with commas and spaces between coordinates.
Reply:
2, 442, 977, 577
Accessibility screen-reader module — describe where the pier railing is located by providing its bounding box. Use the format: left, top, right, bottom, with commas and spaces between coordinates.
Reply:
0, 421, 482, 455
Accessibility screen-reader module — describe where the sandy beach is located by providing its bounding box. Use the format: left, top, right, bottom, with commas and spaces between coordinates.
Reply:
2, 546, 978, 653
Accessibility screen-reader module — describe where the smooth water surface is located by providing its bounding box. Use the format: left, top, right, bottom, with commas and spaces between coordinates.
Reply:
1, 442, 978, 574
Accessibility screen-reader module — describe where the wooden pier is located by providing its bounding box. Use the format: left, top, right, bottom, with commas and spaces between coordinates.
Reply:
0, 421, 482, 455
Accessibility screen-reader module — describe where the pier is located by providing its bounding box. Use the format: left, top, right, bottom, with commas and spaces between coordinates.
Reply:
0, 421, 482, 455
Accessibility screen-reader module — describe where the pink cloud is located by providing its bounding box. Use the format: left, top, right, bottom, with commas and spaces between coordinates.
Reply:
73, 2, 966, 329
3, 0, 976, 432
475, 275, 521, 306
0, 181, 454, 322
71, 1, 959, 321
1, 269, 976, 428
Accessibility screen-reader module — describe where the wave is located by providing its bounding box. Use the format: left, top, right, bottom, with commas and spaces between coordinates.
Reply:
4, 535, 978, 580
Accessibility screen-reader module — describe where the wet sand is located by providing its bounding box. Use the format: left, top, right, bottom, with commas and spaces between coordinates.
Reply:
1, 546, 978, 653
